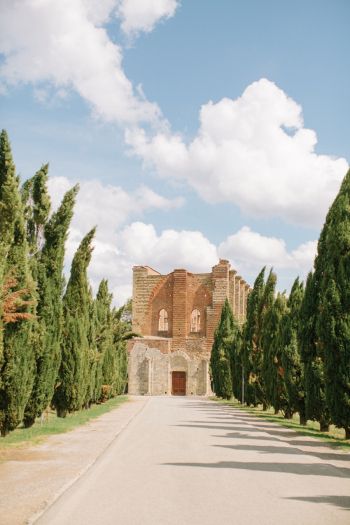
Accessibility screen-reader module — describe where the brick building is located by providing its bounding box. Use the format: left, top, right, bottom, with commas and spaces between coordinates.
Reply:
127, 259, 250, 396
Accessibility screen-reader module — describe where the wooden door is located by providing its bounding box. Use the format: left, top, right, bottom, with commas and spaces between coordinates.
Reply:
172, 371, 186, 395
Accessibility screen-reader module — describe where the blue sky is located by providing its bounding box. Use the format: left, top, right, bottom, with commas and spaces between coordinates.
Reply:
1, 1, 349, 303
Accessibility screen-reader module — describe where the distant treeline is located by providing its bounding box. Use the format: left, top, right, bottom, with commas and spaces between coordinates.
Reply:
0, 130, 130, 437
211, 167, 350, 440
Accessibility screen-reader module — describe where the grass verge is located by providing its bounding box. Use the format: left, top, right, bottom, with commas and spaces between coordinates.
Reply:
212, 397, 350, 451
0, 396, 128, 449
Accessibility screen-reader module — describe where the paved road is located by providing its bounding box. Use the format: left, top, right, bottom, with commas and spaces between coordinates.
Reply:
37, 397, 350, 525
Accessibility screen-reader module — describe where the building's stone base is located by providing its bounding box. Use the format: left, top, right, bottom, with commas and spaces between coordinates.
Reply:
128, 338, 211, 396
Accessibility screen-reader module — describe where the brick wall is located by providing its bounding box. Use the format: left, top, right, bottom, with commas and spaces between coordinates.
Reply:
132, 260, 250, 348
129, 260, 251, 396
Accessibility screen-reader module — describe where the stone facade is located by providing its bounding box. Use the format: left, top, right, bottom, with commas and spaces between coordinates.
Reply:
128, 259, 250, 396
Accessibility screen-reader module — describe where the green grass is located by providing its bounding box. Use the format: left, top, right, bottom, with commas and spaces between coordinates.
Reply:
212, 397, 350, 451
0, 396, 128, 448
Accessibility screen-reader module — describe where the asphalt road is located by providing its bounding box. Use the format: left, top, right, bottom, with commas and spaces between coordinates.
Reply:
36, 397, 350, 525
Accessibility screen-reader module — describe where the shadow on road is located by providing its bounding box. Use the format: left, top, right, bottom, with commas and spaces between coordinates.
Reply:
285, 495, 350, 511
213, 443, 350, 463
175, 400, 350, 470
213, 431, 281, 442
162, 460, 350, 478
176, 423, 266, 432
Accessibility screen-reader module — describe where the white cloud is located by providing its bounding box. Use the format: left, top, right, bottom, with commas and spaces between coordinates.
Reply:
218, 226, 317, 287
113, 222, 316, 303
0, 0, 162, 125
126, 78, 349, 228
48, 177, 184, 304
118, 222, 218, 273
48, 176, 317, 302
116, 0, 179, 37
48, 176, 183, 239
110, 221, 218, 303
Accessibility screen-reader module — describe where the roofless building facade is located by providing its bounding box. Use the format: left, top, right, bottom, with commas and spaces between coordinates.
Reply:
127, 259, 250, 396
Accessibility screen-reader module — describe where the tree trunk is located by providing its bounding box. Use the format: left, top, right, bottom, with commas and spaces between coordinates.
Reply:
1, 427, 9, 437
299, 405, 307, 426
23, 416, 35, 428
299, 414, 307, 426
345, 427, 350, 440
56, 407, 67, 418
319, 419, 330, 432
263, 402, 267, 411
284, 410, 293, 419
274, 407, 279, 415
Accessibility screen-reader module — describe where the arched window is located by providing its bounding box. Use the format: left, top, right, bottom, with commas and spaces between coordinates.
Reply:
158, 309, 168, 331
191, 309, 200, 332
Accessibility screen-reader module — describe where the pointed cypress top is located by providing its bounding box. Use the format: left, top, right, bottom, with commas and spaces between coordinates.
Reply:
0, 128, 16, 191
32, 163, 51, 228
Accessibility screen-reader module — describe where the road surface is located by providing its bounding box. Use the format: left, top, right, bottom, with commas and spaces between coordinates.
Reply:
36, 396, 350, 525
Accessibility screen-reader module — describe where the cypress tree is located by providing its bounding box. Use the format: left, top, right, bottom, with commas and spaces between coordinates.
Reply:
53, 228, 96, 417
84, 287, 98, 408
110, 301, 135, 395
86, 297, 100, 404
254, 269, 276, 408
280, 277, 306, 423
316, 169, 350, 439
23, 185, 78, 426
242, 267, 265, 406
32, 165, 51, 245
210, 299, 234, 399
0, 130, 19, 356
114, 338, 128, 395
0, 131, 18, 261
231, 345, 242, 402
0, 130, 36, 436
96, 280, 115, 400
299, 272, 330, 431
242, 268, 276, 407
229, 315, 242, 402
22, 165, 51, 256
262, 293, 288, 413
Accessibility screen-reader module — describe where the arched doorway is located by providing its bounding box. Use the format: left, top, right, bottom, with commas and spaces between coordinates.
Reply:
172, 371, 186, 395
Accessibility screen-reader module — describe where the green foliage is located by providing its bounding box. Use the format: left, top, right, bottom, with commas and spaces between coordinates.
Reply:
316, 169, 350, 438
0, 130, 20, 261
229, 317, 242, 402
298, 272, 330, 430
241, 267, 265, 405
242, 267, 276, 407
32, 165, 51, 235
210, 299, 235, 399
0, 130, 20, 359
0, 130, 36, 436
95, 280, 114, 400
23, 185, 78, 427
261, 292, 288, 412
120, 297, 132, 323
110, 303, 133, 395
0, 130, 130, 437
53, 229, 96, 417
280, 277, 305, 421
22, 164, 51, 255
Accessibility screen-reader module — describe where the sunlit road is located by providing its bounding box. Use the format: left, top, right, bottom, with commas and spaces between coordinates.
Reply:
36, 396, 350, 525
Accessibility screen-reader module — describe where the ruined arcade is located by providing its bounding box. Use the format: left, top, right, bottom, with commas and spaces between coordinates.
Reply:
128, 259, 250, 396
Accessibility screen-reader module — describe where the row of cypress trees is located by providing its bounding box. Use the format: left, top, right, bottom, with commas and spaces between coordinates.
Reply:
0, 130, 129, 436
211, 168, 350, 440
